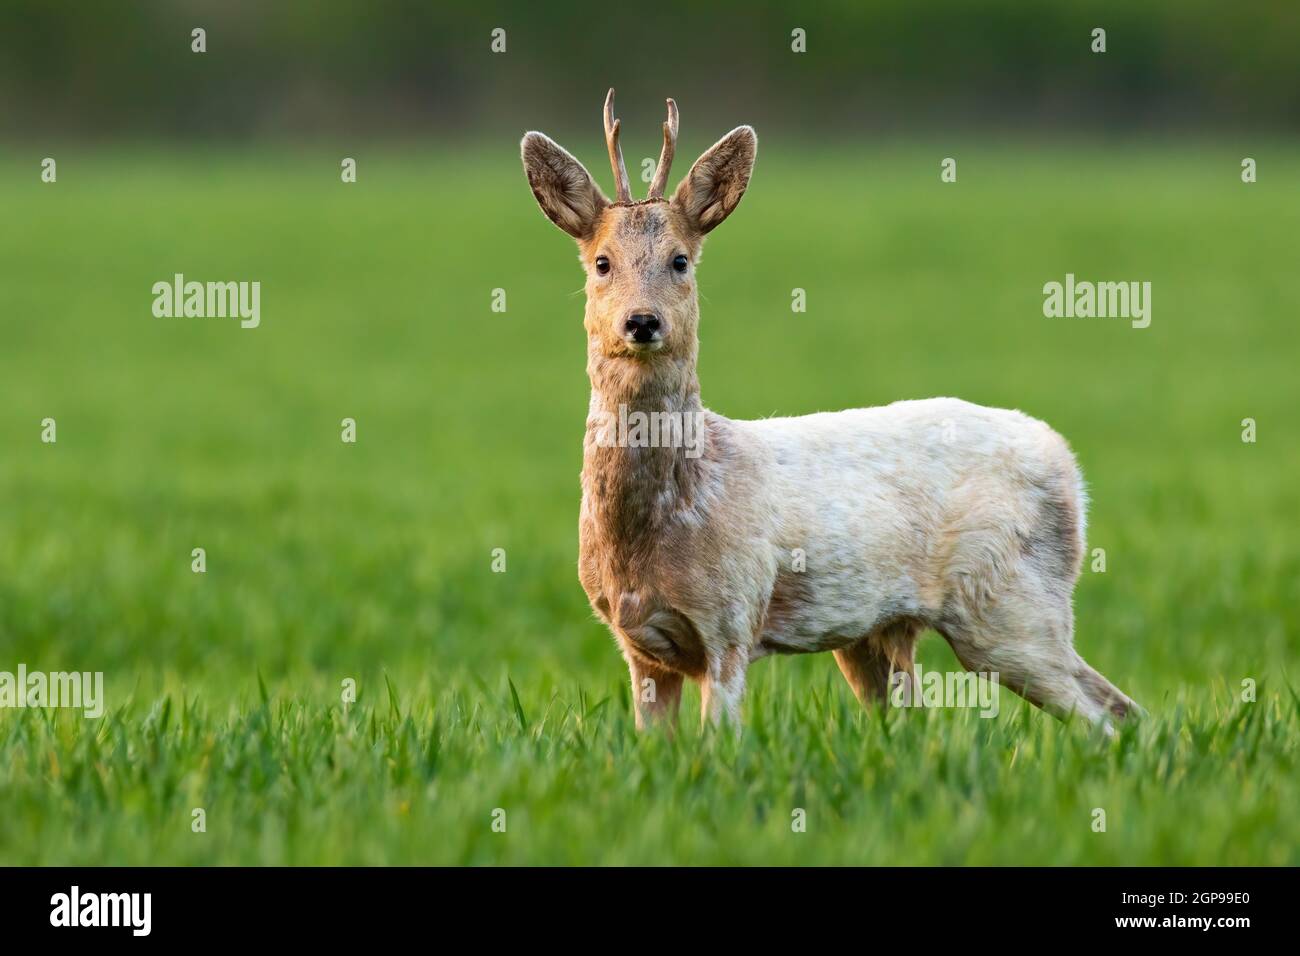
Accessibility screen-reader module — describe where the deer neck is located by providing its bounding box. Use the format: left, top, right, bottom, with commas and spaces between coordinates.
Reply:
582, 336, 706, 537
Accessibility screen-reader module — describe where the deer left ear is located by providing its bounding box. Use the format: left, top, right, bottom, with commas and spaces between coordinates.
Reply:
671, 126, 757, 235
521, 131, 609, 239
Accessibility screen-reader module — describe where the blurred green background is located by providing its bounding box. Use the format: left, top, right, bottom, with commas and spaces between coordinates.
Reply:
0, 2, 1297, 865
3, 0, 1298, 140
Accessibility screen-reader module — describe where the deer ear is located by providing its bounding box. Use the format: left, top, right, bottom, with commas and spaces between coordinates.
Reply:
671, 126, 757, 235
521, 132, 608, 239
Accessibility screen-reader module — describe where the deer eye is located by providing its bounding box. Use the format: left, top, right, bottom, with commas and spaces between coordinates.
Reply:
595, 255, 611, 276
672, 254, 688, 273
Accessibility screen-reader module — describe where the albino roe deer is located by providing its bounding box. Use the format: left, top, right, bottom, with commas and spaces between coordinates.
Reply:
520, 90, 1138, 731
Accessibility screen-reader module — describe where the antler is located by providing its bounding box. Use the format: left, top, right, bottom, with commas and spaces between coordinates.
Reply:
647, 98, 679, 200
603, 88, 632, 203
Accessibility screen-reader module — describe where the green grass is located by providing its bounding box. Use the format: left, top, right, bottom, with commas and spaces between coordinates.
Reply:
2, 681, 1295, 865
1, 142, 1298, 864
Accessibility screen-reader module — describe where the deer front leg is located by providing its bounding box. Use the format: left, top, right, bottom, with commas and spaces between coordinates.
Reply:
626, 655, 684, 731
833, 621, 921, 707
699, 645, 748, 730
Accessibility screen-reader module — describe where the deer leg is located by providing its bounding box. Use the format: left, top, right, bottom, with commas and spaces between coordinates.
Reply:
833, 620, 920, 706
939, 570, 1139, 728
626, 655, 683, 731
699, 645, 748, 730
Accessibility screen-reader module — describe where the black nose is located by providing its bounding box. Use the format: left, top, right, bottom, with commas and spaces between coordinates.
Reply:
624, 313, 661, 343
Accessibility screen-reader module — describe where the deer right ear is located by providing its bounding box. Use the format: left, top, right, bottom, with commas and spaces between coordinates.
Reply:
671, 126, 757, 235
521, 132, 608, 239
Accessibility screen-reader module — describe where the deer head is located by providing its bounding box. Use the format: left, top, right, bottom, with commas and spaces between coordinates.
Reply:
521, 90, 757, 370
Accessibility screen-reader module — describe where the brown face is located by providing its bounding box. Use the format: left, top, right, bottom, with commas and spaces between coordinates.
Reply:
521, 96, 757, 362
579, 202, 701, 360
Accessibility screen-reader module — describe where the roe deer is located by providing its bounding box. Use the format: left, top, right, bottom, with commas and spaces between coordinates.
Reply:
520, 90, 1139, 731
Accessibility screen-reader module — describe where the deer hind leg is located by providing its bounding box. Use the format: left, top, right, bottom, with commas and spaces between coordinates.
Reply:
939, 568, 1138, 727
833, 619, 921, 706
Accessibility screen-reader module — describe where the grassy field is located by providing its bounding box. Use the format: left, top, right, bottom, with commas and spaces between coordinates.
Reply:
1, 143, 1297, 865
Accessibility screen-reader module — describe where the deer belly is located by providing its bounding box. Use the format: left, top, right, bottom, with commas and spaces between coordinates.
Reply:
758, 559, 921, 655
